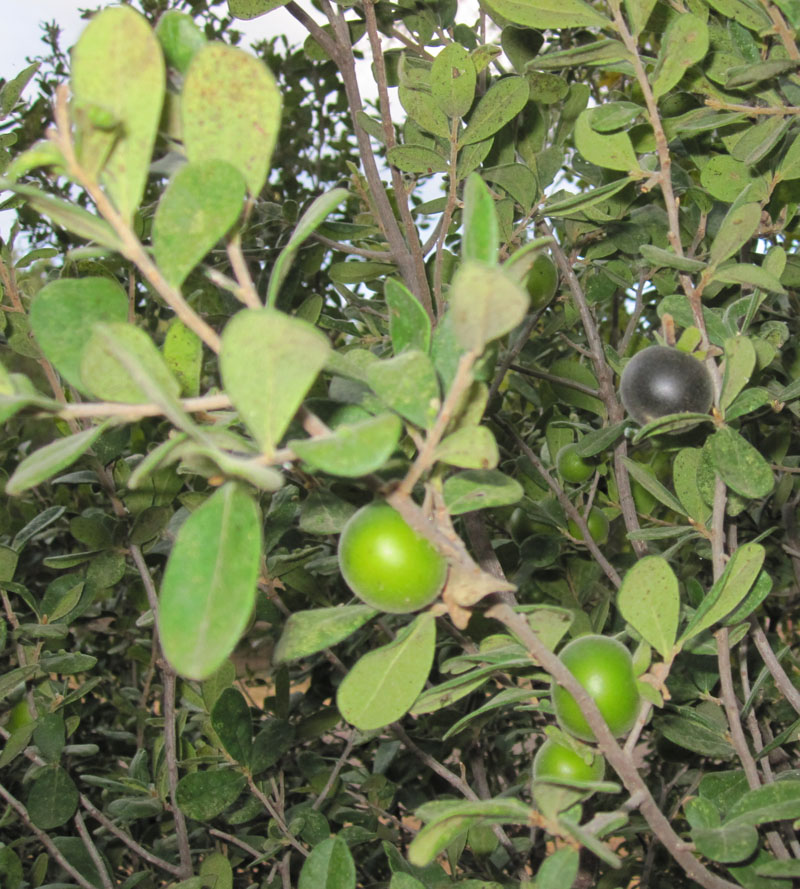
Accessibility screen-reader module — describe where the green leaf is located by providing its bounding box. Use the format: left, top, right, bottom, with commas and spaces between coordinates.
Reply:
618, 556, 680, 660
33, 712, 66, 763
548, 358, 606, 417
398, 86, 450, 139
386, 145, 449, 175
71, 6, 165, 222
0, 62, 40, 118
298, 837, 356, 889
431, 43, 476, 119
575, 108, 639, 172
651, 14, 709, 100
657, 294, 732, 347
153, 160, 246, 288
700, 155, 762, 204
182, 43, 281, 196
288, 413, 403, 477
159, 483, 262, 680
274, 605, 377, 664
220, 308, 330, 453
574, 421, 626, 457
0, 848, 22, 889
449, 261, 529, 352
535, 847, 581, 889
727, 779, 800, 825
81, 323, 184, 422
708, 202, 761, 268
267, 187, 349, 308
462, 173, 499, 265
199, 853, 233, 889
639, 244, 707, 273
435, 426, 499, 469
712, 263, 786, 295
709, 426, 774, 500
175, 770, 246, 821
482, 0, 610, 29
680, 542, 765, 643
443, 469, 523, 514
731, 116, 790, 166
544, 177, 634, 216
29, 278, 128, 395
409, 798, 535, 867
459, 76, 529, 147
692, 822, 759, 863
621, 457, 687, 516
385, 278, 431, 354
723, 569, 772, 626
164, 320, 202, 398
367, 351, 440, 429
27, 765, 79, 829
229, 0, 288, 20
483, 163, 538, 212
0, 182, 122, 249
672, 448, 711, 524
211, 688, 252, 766
6, 422, 111, 497
721, 336, 757, 413
390, 874, 426, 889
251, 719, 293, 774
155, 11, 207, 74
337, 612, 436, 730
655, 712, 735, 758
327, 261, 397, 284
777, 130, 800, 180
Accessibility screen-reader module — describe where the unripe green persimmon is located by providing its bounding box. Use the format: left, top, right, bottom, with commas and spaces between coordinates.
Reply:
338, 502, 447, 613
567, 507, 609, 544
532, 737, 605, 785
551, 635, 640, 741
556, 443, 596, 484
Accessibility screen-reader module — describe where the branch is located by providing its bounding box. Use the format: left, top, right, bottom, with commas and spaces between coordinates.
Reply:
74, 811, 115, 889
55, 392, 233, 421
750, 621, 800, 716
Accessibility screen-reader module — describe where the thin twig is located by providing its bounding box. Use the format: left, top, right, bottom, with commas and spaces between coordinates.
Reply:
74, 811, 115, 889
750, 621, 800, 716
226, 233, 263, 309
312, 731, 355, 810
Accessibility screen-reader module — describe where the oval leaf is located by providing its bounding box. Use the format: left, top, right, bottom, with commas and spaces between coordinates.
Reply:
431, 43, 477, 119
182, 43, 281, 196
443, 469, 523, 514
651, 14, 709, 100
220, 308, 331, 452
459, 76, 529, 147
27, 765, 79, 829
449, 261, 529, 352
385, 278, 431, 354
153, 160, 247, 288
211, 687, 252, 766
29, 278, 128, 394
274, 605, 378, 664
575, 108, 639, 172
367, 351, 440, 429
709, 426, 774, 499
617, 556, 679, 660
289, 413, 402, 477
6, 422, 111, 497
337, 612, 436, 730
71, 6, 165, 221
175, 770, 246, 821
386, 145, 449, 175
435, 425, 499, 469
482, 0, 610, 29
298, 837, 356, 889
462, 173, 499, 265
159, 483, 262, 679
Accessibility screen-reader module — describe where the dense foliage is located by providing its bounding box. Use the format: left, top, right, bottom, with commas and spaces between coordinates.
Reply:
2, 1, 800, 888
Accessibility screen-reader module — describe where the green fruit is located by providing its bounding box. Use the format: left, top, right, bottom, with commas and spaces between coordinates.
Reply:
155, 10, 207, 74
526, 254, 559, 307
551, 635, 641, 741
619, 345, 713, 425
338, 502, 447, 613
532, 737, 605, 785
567, 507, 609, 544
556, 443, 596, 484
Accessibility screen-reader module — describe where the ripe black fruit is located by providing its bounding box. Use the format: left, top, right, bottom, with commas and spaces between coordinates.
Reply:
619, 345, 713, 425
